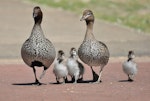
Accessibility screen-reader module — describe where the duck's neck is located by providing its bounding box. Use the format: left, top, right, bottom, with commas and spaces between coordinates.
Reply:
57, 58, 63, 64
34, 17, 42, 24
127, 58, 133, 62
33, 22, 42, 28
70, 54, 77, 59
84, 21, 95, 40
30, 22, 45, 38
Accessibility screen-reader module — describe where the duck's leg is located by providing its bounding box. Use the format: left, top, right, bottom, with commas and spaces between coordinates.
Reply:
64, 77, 68, 83
71, 76, 75, 83
78, 74, 83, 81
62, 77, 67, 84
74, 73, 79, 84
94, 65, 104, 83
128, 75, 133, 82
56, 77, 60, 84
39, 66, 47, 79
32, 67, 42, 85
90, 66, 99, 82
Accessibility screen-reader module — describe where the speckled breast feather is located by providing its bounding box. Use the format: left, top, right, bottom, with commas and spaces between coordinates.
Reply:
78, 39, 109, 66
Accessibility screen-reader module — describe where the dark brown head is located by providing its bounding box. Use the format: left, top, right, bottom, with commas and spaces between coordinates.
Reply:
58, 50, 65, 56
128, 50, 135, 61
33, 6, 43, 24
80, 10, 94, 23
70, 47, 77, 57
57, 50, 65, 63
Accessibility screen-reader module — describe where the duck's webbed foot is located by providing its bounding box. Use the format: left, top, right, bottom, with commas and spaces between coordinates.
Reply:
34, 79, 42, 86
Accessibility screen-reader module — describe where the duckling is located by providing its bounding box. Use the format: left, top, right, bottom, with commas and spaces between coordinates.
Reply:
21, 6, 56, 85
53, 50, 68, 84
122, 51, 137, 82
66, 47, 84, 83
78, 10, 109, 83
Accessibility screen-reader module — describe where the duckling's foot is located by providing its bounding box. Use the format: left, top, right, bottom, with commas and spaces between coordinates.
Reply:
57, 81, 60, 84
73, 81, 77, 84
78, 77, 83, 81
71, 77, 75, 83
65, 77, 69, 83
61, 82, 66, 84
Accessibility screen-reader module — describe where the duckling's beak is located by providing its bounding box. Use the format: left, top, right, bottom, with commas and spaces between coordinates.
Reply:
128, 54, 135, 59
33, 13, 38, 18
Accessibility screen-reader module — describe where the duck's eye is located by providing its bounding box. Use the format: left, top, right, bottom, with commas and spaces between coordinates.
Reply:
87, 12, 91, 16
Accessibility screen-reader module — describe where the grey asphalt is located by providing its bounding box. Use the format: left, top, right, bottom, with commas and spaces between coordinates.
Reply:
0, 0, 150, 61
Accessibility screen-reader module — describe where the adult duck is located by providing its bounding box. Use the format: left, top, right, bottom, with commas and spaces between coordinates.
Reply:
78, 10, 109, 83
21, 6, 56, 85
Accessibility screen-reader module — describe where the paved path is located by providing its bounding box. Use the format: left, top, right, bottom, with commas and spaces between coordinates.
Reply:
0, 63, 150, 101
0, 0, 150, 62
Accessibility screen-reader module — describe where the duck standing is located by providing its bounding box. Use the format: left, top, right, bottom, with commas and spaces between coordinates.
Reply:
21, 6, 56, 85
122, 51, 137, 81
53, 50, 68, 84
78, 10, 109, 83
66, 47, 84, 83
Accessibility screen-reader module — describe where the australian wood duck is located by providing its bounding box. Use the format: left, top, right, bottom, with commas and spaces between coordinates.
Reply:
66, 47, 84, 83
122, 51, 137, 81
78, 10, 109, 83
21, 6, 56, 85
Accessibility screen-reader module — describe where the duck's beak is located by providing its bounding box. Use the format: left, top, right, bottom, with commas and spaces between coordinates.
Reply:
80, 16, 85, 21
80, 14, 91, 21
128, 54, 135, 59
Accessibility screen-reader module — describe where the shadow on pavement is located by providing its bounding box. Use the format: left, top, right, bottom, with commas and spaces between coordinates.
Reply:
12, 82, 46, 86
118, 80, 133, 82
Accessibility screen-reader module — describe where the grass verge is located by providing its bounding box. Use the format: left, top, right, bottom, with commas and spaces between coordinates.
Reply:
30, 0, 150, 33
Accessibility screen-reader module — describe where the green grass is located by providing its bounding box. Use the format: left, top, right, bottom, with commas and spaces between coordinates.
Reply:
30, 0, 150, 33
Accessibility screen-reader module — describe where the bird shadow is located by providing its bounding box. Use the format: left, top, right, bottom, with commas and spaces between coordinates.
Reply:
49, 79, 97, 85
77, 79, 97, 83
118, 80, 133, 83
12, 82, 46, 86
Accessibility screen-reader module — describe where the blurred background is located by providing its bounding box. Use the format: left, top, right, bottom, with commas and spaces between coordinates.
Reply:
0, 0, 150, 63
31, 0, 150, 33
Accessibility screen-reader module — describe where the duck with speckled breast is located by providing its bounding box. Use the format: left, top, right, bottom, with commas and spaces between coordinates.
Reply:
78, 10, 110, 83
21, 6, 56, 85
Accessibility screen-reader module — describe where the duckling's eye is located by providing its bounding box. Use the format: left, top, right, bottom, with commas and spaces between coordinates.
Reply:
87, 12, 91, 16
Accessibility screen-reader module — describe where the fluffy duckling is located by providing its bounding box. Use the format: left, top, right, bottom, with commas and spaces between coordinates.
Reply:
78, 10, 109, 83
122, 51, 137, 81
53, 50, 68, 84
66, 47, 84, 83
